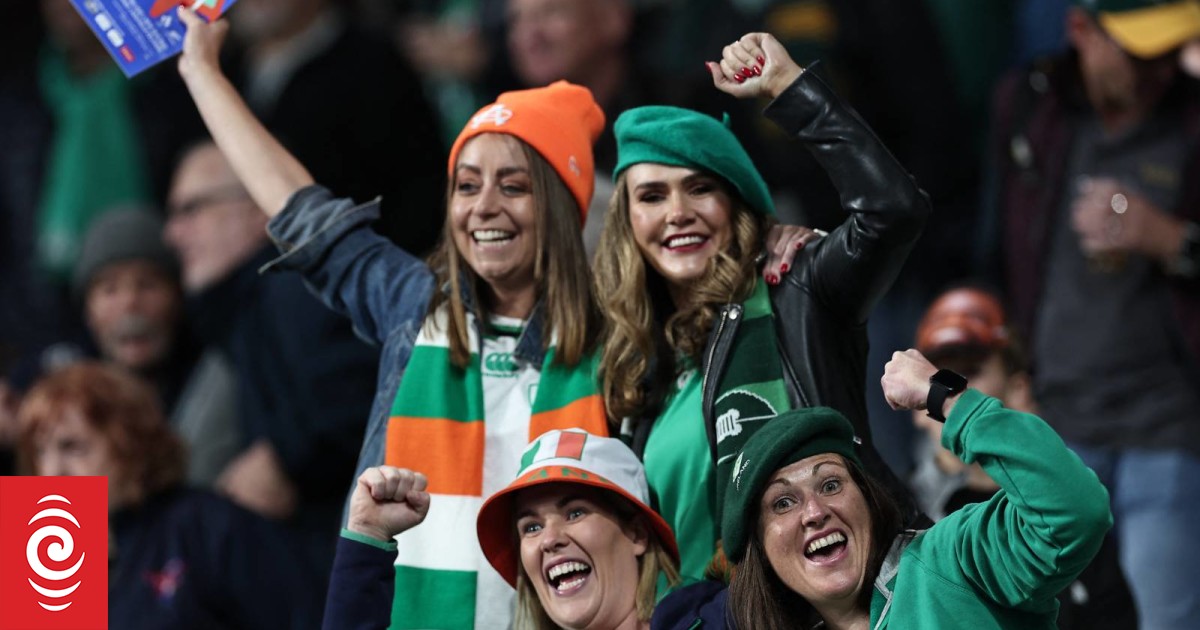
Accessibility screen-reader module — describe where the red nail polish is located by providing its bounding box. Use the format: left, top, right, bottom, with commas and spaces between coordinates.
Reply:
735, 75, 744, 83
758, 56, 766, 65
780, 263, 789, 273
741, 67, 751, 78
770, 275, 779, 285
795, 241, 805, 249
753, 66, 761, 76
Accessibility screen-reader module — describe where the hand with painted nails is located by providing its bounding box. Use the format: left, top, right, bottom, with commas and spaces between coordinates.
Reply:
707, 33, 803, 100
348, 466, 431, 542
762, 223, 824, 284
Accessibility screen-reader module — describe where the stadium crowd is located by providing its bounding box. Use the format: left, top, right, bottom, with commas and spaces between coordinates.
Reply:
2, 0, 1198, 628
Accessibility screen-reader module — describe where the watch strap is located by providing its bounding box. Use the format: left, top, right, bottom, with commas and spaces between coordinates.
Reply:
926, 369, 967, 423
927, 381, 951, 423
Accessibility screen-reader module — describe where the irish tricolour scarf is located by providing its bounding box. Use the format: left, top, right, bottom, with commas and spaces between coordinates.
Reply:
385, 307, 607, 628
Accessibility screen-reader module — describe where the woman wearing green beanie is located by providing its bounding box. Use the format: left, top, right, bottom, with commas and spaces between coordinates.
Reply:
593, 32, 929, 581
710, 349, 1111, 629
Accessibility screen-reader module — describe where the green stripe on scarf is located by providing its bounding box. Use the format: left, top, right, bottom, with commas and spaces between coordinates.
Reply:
713, 280, 791, 518
531, 348, 603, 413
391, 566, 476, 629
390, 344, 482, 422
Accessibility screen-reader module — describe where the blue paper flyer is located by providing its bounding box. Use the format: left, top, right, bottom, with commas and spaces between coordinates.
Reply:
67, 0, 239, 77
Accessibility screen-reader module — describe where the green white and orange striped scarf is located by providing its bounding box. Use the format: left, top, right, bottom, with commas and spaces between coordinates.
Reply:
384, 307, 607, 628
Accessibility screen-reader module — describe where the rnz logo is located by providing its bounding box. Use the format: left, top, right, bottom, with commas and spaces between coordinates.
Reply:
26, 495, 87, 612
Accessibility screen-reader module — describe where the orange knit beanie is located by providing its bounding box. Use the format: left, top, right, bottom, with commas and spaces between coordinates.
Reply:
448, 81, 605, 220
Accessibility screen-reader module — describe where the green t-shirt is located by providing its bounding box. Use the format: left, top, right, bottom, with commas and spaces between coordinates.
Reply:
643, 368, 717, 581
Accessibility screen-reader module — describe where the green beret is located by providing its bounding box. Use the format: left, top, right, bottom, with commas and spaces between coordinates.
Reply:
613, 106, 775, 216
722, 407, 863, 563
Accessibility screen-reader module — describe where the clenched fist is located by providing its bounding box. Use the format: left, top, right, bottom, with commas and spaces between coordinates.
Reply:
881, 349, 942, 412
348, 466, 431, 543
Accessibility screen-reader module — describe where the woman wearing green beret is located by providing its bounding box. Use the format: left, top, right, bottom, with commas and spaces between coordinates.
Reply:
593, 32, 929, 580
708, 349, 1112, 629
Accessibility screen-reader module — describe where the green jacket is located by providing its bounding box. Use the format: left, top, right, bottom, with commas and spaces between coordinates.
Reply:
870, 390, 1112, 628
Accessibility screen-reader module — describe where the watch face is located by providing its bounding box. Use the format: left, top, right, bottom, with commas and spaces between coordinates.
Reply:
932, 369, 968, 393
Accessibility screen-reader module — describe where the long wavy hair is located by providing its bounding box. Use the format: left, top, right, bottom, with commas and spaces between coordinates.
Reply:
594, 171, 766, 421
16, 362, 186, 505
426, 135, 599, 368
727, 456, 905, 629
513, 488, 681, 629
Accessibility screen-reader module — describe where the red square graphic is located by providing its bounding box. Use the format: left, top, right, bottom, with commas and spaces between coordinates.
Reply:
0, 477, 108, 630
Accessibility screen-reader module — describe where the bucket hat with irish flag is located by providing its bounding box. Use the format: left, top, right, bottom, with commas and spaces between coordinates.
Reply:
476, 429, 679, 586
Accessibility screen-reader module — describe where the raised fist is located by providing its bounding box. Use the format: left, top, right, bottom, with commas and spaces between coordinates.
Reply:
347, 466, 431, 542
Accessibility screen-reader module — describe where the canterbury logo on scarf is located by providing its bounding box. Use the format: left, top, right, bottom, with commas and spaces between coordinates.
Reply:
384, 307, 607, 629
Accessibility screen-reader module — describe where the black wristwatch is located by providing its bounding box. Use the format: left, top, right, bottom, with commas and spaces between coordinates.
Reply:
926, 369, 968, 423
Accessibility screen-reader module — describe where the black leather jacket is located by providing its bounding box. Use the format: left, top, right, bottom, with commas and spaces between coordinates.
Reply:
633, 68, 931, 520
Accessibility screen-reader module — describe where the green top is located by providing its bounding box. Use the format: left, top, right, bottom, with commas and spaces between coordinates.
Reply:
37, 49, 150, 279
643, 368, 716, 581
870, 389, 1112, 628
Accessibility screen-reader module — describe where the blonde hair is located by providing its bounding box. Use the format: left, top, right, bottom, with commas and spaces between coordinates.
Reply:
594, 172, 766, 420
514, 506, 681, 629
426, 135, 599, 368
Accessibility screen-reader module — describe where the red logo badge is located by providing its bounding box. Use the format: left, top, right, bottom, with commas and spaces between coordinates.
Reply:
0, 477, 108, 630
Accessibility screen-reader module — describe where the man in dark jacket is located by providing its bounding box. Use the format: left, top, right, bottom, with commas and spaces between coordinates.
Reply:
987, 1, 1200, 626
164, 141, 379, 595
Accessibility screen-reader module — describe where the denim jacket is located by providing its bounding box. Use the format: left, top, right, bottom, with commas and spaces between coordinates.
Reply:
264, 185, 551, 516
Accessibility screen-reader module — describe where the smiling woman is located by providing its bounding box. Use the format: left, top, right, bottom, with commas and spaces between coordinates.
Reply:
174, 9, 609, 628
477, 430, 680, 630
330, 430, 680, 630
593, 31, 930, 582
707, 350, 1113, 629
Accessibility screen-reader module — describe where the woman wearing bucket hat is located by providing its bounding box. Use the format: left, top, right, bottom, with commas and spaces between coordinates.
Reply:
593, 32, 929, 580
327, 429, 681, 629
177, 11, 609, 628
693, 349, 1112, 629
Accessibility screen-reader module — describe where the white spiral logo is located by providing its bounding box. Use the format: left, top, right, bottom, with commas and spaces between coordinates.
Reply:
26, 495, 86, 612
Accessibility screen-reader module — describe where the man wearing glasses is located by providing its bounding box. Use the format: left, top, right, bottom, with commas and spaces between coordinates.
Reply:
165, 141, 378, 603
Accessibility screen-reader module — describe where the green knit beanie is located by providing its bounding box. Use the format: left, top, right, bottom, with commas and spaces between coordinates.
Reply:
613, 106, 775, 216
722, 407, 863, 564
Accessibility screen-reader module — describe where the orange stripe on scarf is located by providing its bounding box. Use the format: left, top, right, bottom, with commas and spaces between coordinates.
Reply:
528, 394, 608, 441
387, 417, 485, 496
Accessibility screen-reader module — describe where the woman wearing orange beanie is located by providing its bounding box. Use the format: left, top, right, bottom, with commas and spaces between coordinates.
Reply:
176, 10, 609, 628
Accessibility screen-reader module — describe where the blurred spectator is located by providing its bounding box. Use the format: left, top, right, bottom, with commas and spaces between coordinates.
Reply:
0, 0, 203, 384
227, 0, 447, 256
164, 141, 379, 592
74, 207, 240, 487
909, 284, 1137, 630
396, 0, 493, 145
16, 362, 320, 630
909, 285, 1030, 520
987, 1, 1200, 627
